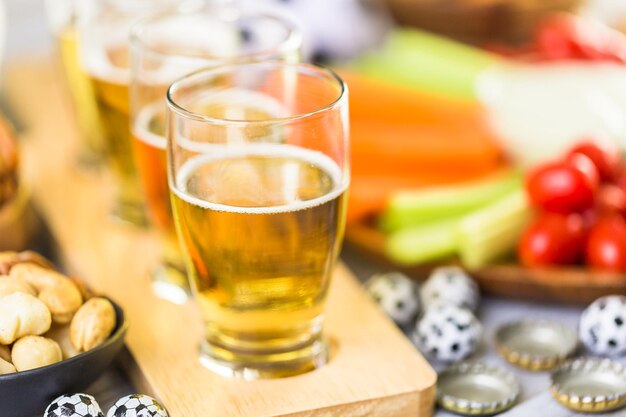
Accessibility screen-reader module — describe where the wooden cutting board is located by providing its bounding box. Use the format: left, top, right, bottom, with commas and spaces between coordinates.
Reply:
346, 219, 626, 305
4, 56, 436, 417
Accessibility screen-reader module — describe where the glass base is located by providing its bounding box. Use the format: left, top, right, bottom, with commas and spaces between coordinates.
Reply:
150, 262, 190, 305
110, 199, 149, 228
198, 334, 329, 380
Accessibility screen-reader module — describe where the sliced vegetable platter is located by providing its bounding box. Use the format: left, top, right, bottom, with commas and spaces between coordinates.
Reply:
342, 17, 626, 304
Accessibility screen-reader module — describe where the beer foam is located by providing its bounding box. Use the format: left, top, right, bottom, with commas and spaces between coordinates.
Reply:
133, 102, 167, 149
83, 47, 130, 85
172, 144, 347, 214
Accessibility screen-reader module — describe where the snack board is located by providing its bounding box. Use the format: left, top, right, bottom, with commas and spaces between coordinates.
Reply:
6, 58, 437, 417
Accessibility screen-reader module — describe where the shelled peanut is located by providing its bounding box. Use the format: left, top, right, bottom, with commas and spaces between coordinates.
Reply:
0, 251, 116, 374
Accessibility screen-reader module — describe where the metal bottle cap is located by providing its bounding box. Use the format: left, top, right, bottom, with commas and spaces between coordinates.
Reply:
551, 358, 626, 413
495, 320, 578, 371
437, 362, 520, 416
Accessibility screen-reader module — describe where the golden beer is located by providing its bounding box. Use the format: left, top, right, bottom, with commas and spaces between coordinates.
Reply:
171, 146, 347, 371
132, 107, 170, 233
133, 97, 284, 237
56, 26, 105, 159
86, 45, 147, 225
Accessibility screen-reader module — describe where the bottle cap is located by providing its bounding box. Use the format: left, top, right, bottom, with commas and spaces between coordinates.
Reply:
438, 361, 519, 416
496, 320, 577, 371
551, 357, 626, 413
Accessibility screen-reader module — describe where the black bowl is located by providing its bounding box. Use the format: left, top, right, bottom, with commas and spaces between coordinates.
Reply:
0, 298, 127, 417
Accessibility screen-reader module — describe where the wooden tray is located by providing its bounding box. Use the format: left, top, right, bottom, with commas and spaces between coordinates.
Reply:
5, 57, 436, 417
346, 219, 626, 305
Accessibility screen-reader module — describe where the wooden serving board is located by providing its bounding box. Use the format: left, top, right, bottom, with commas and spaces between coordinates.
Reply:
4, 57, 436, 417
346, 219, 626, 305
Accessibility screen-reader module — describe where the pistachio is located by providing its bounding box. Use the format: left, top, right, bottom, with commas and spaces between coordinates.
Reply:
0, 251, 55, 275
70, 297, 116, 352
11, 336, 62, 371
0, 251, 18, 275
0, 275, 36, 297
45, 324, 78, 359
0, 344, 10, 362
0, 357, 15, 375
11, 263, 83, 324
0, 292, 51, 344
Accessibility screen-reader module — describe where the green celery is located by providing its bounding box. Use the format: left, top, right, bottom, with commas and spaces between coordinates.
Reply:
457, 189, 532, 269
348, 29, 498, 99
385, 219, 458, 265
380, 171, 522, 232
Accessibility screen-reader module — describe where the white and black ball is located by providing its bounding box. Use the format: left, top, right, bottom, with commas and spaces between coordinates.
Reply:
106, 395, 168, 417
420, 266, 480, 312
365, 272, 420, 327
45, 393, 104, 417
580, 295, 626, 356
414, 303, 482, 363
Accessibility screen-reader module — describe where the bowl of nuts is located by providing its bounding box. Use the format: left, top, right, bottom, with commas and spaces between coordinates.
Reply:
0, 251, 127, 417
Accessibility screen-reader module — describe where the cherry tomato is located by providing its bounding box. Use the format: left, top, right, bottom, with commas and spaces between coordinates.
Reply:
586, 215, 626, 271
617, 170, 626, 205
518, 213, 586, 266
535, 14, 626, 63
526, 160, 596, 213
565, 153, 600, 190
535, 15, 585, 61
567, 140, 620, 182
596, 184, 626, 216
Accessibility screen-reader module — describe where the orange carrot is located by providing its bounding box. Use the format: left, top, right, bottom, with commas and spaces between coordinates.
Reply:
342, 71, 507, 223
339, 71, 480, 126
351, 120, 503, 176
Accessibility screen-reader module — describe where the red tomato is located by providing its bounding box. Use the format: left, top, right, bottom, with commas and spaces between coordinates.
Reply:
596, 184, 626, 216
518, 213, 586, 266
566, 153, 600, 189
567, 140, 620, 182
586, 215, 626, 271
618, 170, 626, 205
526, 160, 596, 213
535, 15, 585, 61
535, 14, 626, 63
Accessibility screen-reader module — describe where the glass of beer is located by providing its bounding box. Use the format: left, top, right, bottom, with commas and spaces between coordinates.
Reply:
167, 62, 349, 378
78, 0, 192, 226
130, 5, 302, 303
44, 0, 105, 166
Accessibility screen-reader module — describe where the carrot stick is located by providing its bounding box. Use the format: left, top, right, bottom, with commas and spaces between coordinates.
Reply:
339, 71, 481, 126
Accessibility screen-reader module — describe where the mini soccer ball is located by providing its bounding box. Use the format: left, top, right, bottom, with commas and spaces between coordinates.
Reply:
106, 394, 168, 417
420, 266, 480, 312
580, 295, 626, 356
414, 303, 482, 363
365, 272, 420, 327
45, 393, 103, 417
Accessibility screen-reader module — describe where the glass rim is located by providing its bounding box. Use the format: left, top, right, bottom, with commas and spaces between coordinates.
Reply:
166, 61, 347, 126
130, 5, 302, 64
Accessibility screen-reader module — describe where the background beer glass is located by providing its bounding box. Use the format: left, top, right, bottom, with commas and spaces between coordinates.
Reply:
167, 62, 349, 379
44, 0, 105, 166
79, 0, 191, 226
130, 5, 301, 303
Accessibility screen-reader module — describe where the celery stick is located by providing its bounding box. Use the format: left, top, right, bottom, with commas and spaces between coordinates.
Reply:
385, 219, 458, 265
457, 189, 532, 269
380, 171, 522, 232
348, 29, 498, 99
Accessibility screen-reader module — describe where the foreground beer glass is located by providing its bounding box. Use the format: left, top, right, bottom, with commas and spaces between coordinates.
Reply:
79, 0, 188, 226
167, 62, 349, 378
44, 0, 105, 165
131, 6, 301, 304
